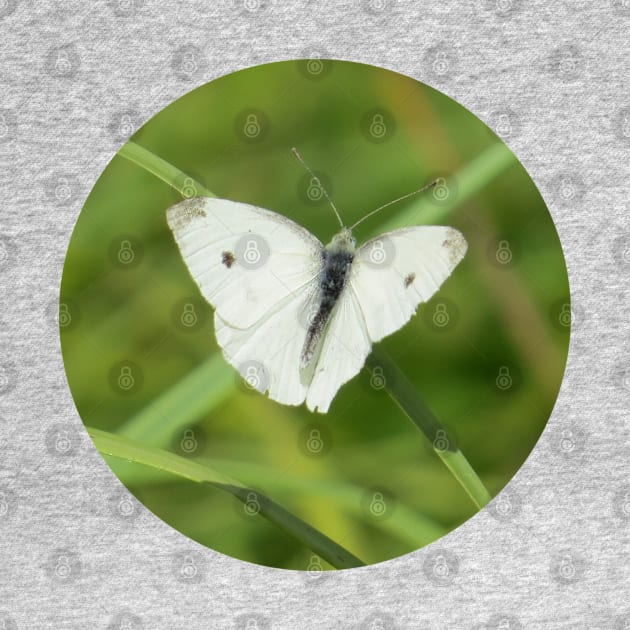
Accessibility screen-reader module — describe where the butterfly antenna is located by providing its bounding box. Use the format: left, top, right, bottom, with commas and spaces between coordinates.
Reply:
291, 147, 344, 228
349, 179, 439, 230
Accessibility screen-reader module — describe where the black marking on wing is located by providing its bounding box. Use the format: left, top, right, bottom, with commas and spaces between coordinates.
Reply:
221, 251, 236, 268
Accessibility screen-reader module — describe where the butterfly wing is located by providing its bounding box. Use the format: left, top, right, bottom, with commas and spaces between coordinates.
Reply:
167, 197, 323, 330
305, 226, 467, 412
351, 226, 467, 342
215, 286, 319, 406
305, 286, 371, 413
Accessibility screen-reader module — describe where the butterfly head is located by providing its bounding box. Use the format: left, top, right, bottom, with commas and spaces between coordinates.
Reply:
327, 227, 356, 253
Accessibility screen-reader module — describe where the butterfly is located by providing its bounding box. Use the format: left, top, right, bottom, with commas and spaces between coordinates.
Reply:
167, 153, 467, 413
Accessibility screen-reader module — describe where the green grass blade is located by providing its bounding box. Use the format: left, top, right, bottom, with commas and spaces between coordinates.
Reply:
118, 353, 233, 443
378, 141, 516, 231
117, 141, 215, 198
367, 348, 492, 509
89, 428, 365, 569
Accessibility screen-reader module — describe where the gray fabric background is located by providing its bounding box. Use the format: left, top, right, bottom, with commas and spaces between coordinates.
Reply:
1, 1, 628, 628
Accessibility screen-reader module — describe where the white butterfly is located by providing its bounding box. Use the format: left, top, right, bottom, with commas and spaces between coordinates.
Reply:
167, 167, 467, 414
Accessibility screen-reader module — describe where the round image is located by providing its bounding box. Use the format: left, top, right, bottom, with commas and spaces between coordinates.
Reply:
60, 60, 570, 570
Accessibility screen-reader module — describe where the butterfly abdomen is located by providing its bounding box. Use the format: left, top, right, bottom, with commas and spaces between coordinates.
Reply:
300, 248, 354, 368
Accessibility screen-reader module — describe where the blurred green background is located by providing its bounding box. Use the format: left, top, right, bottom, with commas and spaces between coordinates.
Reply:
60, 60, 569, 570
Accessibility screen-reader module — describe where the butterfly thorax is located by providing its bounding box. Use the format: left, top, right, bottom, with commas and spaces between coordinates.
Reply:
300, 228, 356, 368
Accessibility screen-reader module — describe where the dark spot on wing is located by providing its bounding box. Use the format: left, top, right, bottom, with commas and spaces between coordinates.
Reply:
222, 251, 235, 268
404, 272, 416, 288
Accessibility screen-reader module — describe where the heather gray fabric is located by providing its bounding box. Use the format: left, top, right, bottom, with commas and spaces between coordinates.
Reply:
1, 1, 628, 628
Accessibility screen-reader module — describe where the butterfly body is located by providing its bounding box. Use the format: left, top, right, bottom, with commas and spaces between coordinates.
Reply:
167, 196, 467, 413
301, 228, 356, 368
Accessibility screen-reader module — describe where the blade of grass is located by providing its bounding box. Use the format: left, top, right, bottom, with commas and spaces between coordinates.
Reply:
367, 348, 491, 509
377, 141, 517, 233
108, 456, 448, 548
118, 141, 215, 198
89, 427, 365, 569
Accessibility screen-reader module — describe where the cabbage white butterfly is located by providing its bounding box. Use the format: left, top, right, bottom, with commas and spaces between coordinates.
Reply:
167, 150, 467, 413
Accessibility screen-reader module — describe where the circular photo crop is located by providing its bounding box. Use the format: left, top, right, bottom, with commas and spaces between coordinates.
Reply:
60, 60, 570, 570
